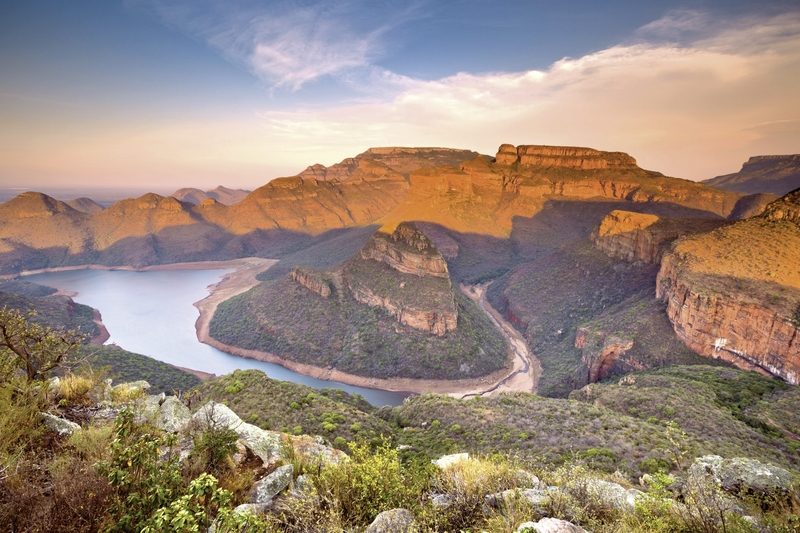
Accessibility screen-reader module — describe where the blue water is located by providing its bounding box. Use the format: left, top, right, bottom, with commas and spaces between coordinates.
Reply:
26, 269, 409, 406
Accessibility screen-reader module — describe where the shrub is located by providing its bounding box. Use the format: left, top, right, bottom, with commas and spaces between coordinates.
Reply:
423, 456, 520, 531
313, 440, 429, 528
56, 371, 100, 406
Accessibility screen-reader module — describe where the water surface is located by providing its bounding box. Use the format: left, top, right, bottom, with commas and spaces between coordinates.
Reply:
27, 268, 409, 406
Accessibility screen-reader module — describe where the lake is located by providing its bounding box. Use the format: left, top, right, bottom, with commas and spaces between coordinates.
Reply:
26, 268, 409, 406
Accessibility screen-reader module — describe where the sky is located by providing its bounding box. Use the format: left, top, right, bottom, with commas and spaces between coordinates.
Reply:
0, 0, 798, 192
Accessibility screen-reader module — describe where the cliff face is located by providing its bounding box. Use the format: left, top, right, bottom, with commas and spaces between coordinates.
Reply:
290, 267, 332, 298
344, 223, 457, 336
575, 327, 638, 383
0, 144, 748, 273
495, 144, 638, 169
656, 192, 800, 384
704, 155, 800, 196
593, 210, 725, 263
360, 222, 450, 278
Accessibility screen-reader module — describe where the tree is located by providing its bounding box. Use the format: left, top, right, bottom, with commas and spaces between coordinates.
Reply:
0, 307, 84, 383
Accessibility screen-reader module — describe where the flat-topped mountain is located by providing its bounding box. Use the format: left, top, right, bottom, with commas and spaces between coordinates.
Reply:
495, 144, 638, 169
657, 189, 800, 384
171, 185, 250, 205
704, 154, 800, 195
0, 143, 758, 274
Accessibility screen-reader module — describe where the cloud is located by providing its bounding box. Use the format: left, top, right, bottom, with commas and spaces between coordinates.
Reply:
249, 11, 800, 181
136, 0, 422, 90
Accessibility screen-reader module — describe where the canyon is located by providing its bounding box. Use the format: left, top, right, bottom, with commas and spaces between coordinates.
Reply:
656, 191, 800, 384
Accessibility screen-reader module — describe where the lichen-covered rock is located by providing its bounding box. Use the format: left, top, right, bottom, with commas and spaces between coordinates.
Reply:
141, 395, 191, 433
192, 401, 282, 467
251, 464, 293, 504
111, 380, 151, 401
365, 508, 418, 533
688, 455, 795, 499
41, 412, 80, 436
518, 517, 589, 533
485, 488, 550, 515
582, 479, 643, 512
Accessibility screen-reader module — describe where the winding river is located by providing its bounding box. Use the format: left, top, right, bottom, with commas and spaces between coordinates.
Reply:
26, 268, 410, 406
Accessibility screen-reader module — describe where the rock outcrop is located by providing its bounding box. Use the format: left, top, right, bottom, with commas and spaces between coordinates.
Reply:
290, 267, 332, 298
657, 191, 800, 383
360, 222, 450, 278
594, 210, 726, 263
575, 327, 637, 383
344, 223, 458, 336
495, 144, 638, 170
704, 155, 800, 196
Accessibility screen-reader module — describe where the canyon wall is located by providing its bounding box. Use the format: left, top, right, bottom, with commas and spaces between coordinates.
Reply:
574, 327, 638, 383
657, 256, 799, 384
290, 267, 332, 298
495, 144, 638, 169
593, 210, 726, 264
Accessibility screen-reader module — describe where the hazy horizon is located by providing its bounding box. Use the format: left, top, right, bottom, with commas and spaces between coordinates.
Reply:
2, 0, 799, 190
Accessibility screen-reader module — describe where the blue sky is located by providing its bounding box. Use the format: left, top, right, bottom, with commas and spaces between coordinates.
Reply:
1, 0, 798, 190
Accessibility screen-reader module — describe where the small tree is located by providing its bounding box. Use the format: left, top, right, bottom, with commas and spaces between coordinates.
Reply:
0, 307, 84, 382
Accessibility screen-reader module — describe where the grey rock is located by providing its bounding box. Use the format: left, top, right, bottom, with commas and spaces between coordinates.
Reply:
486, 488, 550, 512
192, 402, 282, 467
41, 412, 80, 436
232, 502, 272, 516
518, 517, 589, 533
429, 493, 453, 509
582, 479, 642, 512
689, 455, 794, 499
142, 395, 190, 433
432, 452, 469, 469
515, 469, 542, 488
251, 464, 294, 504
365, 508, 418, 533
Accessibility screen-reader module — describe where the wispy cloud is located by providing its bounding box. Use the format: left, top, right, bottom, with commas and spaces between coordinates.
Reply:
135, 0, 423, 90
249, 11, 800, 180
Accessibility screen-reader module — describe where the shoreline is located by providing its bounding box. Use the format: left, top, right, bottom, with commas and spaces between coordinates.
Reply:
193, 260, 529, 396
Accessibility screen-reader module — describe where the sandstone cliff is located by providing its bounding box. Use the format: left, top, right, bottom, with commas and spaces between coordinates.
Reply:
656, 191, 800, 383
495, 144, 638, 169
704, 155, 800, 196
290, 267, 332, 298
575, 327, 638, 383
0, 144, 749, 273
593, 210, 725, 263
343, 223, 457, 336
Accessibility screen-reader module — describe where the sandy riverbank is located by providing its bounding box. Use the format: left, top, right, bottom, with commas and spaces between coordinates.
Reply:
193, 260, 532, 396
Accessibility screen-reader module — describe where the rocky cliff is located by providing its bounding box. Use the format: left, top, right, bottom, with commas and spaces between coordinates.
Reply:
574, 327, 638, 383
0, 144, 749, 273
656, 191, 800, 383
495, 144, 638, 169
360, 222, 450, 278
290, 267, 332, 298
704, 155, 800, 196
593, 210, 725, 263
344, 223, 457, 336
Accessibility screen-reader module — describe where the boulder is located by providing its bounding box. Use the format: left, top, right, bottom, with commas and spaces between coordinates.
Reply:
429, 493, 454, 509
365, 508, 418, 533
518, 518, 589, 533
289, 434, 347, 467
141, 395, 191, 433
432, 452, 470, 469
688, 455, 795, 499
192, 401, 282, 467
250, 464, 294, 504
486, 488, 550, 514
581, 479, 642, 512
41, 412, 80, 436
232, 502, 272, 516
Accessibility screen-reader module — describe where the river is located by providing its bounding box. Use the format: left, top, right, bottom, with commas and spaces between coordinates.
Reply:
26, 268, 409, 406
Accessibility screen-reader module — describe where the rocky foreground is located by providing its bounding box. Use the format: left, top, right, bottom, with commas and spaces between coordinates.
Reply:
28, 375, 799, 532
